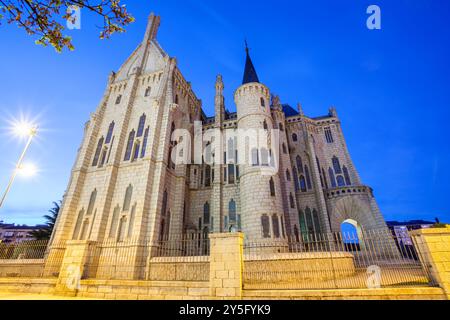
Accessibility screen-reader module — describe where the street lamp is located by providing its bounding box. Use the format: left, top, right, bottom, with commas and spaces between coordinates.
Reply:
0, 123, 38, 209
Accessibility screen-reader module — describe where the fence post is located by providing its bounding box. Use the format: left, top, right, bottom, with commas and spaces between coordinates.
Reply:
410, 227, 450, 299
209, 233, 244, 300
54, 240, 97, 296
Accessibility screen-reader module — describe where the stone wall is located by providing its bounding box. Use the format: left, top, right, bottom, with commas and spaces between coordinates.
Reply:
148, 257, 209, 281
0, 260, 44, 278
411, 227, 450, 299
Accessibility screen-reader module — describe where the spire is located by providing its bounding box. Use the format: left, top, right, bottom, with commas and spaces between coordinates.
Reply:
215, 74, 225, 127
242, 40, 260, 84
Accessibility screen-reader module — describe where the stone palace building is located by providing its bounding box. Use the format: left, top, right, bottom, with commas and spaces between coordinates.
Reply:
50, 13, 388, 248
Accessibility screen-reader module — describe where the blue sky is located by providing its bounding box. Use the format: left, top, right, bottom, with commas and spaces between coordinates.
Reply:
0, 0, 449, 225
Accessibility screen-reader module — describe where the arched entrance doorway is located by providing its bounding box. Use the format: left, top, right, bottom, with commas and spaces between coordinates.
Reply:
340, 219, 363, 251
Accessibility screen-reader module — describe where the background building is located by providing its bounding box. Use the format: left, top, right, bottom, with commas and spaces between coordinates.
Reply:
0, 223, 45, 243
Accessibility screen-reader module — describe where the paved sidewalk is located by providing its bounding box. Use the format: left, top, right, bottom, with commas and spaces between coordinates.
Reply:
0, 292, 100, 300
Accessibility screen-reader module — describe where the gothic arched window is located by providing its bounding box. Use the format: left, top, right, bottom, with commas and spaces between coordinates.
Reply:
329, 167, 337, 188
92, 137, 104, 167
251, 148, 260, 166
263, 120, 268, 130
261, 215, 270, 238
260, 148, 269, 166
282, 143, 287, 154
269, 177, 276, 197
175, 94, 179, 105
137, 114, 146, 137
260, 97, 265, 107
229, 199, 237, 223
293, 168, 300, 191
312, 209, 322, 234
161, 190, 168, 217
141, 127, 149, 158
124, 130, 135, 161
292, 133, 298, 142
305, 207, 314, 235
115, 95, 122, 104
132, 141, 140, 162
337, 175, 345, 187
123, 184, 133, 211
332, 156, 342, 174
272, 215, 280, 238
279, 123, 284, 131
117, 216, 127, 242
305, 165, 312, 190
286, 170, 291, 181
144, 86, 151, 97
296, 156, 304, 174
86, 189, 97, 216
73, 209, 85, 240
203, 202, 210, 225
299, 175, 307, 192
109, 206, 120, 238
343, 166, 352, 186
205, 165, 212, 187
298, 210, 307, 237
106, 122, 115, 144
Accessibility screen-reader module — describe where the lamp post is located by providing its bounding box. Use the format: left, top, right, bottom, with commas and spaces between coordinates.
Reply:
0, 125, 38, 209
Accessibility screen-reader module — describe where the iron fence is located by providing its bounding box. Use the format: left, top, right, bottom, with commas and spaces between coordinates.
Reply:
0, 240, 49, 260
82, 233, 210, 281
154, 232, 210, 257
243, 228, 437, 290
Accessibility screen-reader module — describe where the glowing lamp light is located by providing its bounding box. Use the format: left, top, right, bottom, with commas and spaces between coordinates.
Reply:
16, 163, 38, 177
12, 121, 37, 138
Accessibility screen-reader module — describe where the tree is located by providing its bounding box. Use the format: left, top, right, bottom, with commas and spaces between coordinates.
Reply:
29, 201, 61, 240
0, 0, 134, 52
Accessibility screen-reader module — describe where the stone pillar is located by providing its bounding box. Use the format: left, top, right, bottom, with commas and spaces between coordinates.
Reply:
209, 233, 244, 300
55, 240, 97, 296
411, 227, 450, 299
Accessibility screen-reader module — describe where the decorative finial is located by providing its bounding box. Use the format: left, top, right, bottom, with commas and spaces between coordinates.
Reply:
329, 106, 338, 117
272, 95, 282, 110
245, 39, 249, 55
297, 102, 304, 116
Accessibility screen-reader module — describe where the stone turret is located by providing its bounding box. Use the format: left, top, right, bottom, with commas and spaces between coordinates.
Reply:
235, 44, 286, 242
